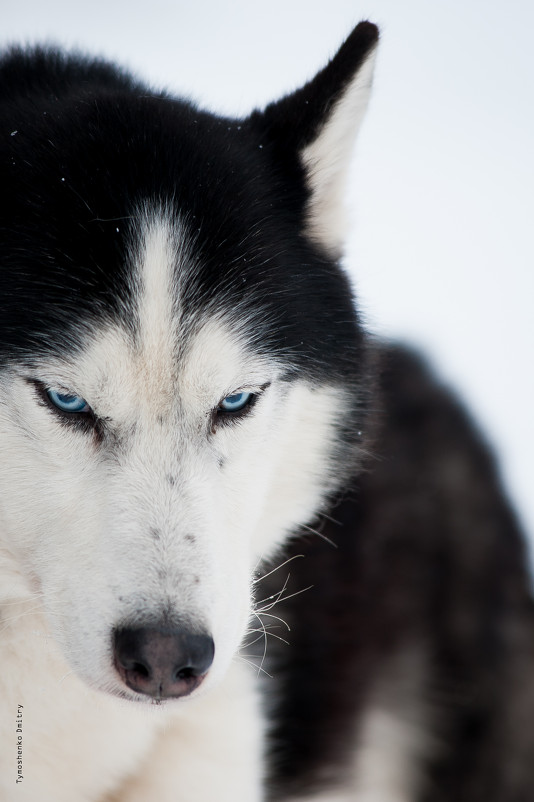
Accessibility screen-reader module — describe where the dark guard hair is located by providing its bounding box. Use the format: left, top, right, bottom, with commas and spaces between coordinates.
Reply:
1, 21, 534, 802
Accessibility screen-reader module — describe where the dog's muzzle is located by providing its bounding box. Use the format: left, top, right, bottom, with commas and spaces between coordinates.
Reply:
113, 625, 215, 700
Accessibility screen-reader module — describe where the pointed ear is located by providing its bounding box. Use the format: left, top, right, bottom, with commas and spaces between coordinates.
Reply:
252, 22, 379, 256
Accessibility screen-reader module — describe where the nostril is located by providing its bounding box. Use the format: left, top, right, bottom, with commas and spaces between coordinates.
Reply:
131, 661, 150, 679
175, 666, 194, 681
115, 650, 151, 679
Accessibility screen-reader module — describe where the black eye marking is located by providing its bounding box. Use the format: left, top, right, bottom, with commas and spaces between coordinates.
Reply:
29, 380, 101, 438
212, 382, 271, 432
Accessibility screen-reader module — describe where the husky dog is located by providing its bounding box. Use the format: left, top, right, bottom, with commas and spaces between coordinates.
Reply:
1, 22, 533, 802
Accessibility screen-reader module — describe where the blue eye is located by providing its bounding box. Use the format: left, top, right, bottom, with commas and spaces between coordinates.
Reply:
46, 388, 90, 414
219, 391, 253, 413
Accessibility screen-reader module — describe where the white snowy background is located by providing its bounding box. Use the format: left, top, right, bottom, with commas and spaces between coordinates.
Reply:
2, 0, 533, 555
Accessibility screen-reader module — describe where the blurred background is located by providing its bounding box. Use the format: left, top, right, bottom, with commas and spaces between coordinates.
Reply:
2, 0, 533, 556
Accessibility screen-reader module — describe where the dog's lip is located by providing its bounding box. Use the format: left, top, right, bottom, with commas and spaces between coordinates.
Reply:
107, 683, 170, 705
107, 676, 207, 706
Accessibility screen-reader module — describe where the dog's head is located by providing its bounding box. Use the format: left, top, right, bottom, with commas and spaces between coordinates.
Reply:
0, 23, 377, 702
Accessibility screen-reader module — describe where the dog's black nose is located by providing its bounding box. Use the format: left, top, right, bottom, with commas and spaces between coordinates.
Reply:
113, 626, 214, 699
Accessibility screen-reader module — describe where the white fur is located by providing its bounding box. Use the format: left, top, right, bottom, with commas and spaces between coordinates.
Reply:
0, 206, 349, 800
301, 47, 377, 255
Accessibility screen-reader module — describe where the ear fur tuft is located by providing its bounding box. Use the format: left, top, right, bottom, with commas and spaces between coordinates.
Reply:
301, 41, 377, 255
252, 22, 379, 256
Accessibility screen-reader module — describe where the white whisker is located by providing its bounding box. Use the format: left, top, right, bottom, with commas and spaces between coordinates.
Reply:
300, 522, 338, 549
253, 553, 304, 583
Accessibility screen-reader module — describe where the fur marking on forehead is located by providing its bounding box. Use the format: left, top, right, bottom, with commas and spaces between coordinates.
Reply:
133, 206, 180, 369
36, 205, 282, 418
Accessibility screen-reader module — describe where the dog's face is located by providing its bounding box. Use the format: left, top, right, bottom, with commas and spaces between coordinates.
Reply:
0, 209, 349, 698
0, 24, 377, 702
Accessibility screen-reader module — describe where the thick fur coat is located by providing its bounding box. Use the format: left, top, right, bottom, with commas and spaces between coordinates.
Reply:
0, 22, 533, 802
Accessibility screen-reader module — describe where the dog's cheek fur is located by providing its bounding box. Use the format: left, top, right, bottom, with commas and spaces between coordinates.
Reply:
223, 380, 354, 561
0, 374, 121, 690
0, 374, 102, 583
